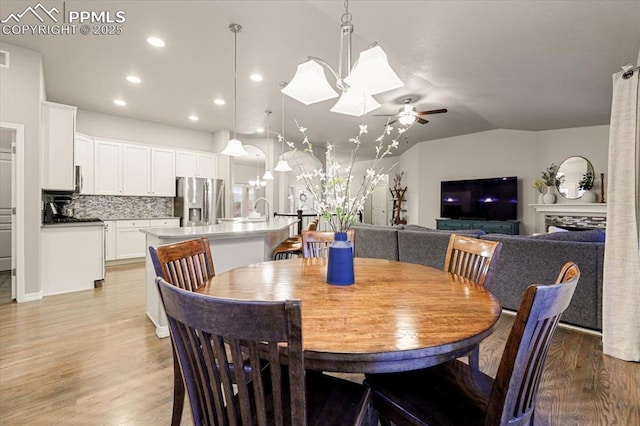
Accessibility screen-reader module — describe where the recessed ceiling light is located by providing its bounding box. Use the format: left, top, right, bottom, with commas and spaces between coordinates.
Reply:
113, 99, 126, 106
256, 127, 264, 133
214, 98, 225, 106
250, 73, 263, 82
146, 36, 165, 48
126, 75, 141, 84
189, 115, 199, 121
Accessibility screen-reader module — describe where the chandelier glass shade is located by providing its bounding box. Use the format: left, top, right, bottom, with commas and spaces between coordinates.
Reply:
398, 104, 417, 125
262, 170, 274, 180
249, 154, 267, 188
282, 1, 402, 116
221, 23, 248, 157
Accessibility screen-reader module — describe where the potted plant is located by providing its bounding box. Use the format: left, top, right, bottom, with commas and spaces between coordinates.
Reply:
533, 178, 547, 204
578, 172, 597, 202
540, 163, 559, 204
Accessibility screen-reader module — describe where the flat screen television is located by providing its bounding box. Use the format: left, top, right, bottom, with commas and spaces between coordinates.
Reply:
440, 176, 518, 221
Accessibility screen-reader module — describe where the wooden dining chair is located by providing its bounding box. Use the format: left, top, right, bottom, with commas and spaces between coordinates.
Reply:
149, 237, 215, 426
365, 262, 580, 426
301, 229, 355, 258
156, 277, 372, 426
443, 234, 502, 287
443, 234, 502, 371
149, 237, 214, 292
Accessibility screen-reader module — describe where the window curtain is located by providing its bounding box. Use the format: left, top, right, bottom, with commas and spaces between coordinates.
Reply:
602, 60, 640, 362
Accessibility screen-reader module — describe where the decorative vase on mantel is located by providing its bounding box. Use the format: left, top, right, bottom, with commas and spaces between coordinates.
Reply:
326, 232, 355, 286
537, 192, 545, 204
582, 189, 597, 203
542, 186, 556, 204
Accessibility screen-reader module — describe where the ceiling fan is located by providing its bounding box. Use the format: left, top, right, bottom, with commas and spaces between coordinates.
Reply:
375, 98, 447, 125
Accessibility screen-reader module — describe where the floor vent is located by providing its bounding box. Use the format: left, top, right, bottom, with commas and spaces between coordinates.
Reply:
0, 50, 8, 68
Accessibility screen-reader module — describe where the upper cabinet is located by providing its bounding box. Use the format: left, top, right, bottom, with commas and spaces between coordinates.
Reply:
94, 139, 122, 195
151, 147, 176, 196
122, 143, 151, 196
176, 150, 217, 178
74, 133, 94, 194
41, 102, 77, 191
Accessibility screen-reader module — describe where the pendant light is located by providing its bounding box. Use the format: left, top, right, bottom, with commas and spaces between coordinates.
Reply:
262, 110, 274, 180
274, 82, 292, 172
282, 0, 402, 116
249, 154, 267, 188
221, 23, 248, 157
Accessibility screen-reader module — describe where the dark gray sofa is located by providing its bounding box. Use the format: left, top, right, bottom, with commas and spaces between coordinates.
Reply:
352, 224, 604, 331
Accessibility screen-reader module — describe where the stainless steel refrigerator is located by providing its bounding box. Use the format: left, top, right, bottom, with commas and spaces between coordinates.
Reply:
174, 177, 225, 226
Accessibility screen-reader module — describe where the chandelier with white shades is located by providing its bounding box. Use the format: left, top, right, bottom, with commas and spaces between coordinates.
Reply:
281, 0, 403, 116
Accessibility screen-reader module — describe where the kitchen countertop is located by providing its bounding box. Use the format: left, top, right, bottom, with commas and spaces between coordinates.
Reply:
100, 217, 179, 221
140, 218, 297, 240
41, 222, 105, 228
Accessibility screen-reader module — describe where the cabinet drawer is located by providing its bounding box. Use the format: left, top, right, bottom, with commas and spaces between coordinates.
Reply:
149, 218, 180, 227
116, 219, 150, 229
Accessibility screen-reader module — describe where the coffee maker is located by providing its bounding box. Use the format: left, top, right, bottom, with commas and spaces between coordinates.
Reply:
42, 191, 74, 223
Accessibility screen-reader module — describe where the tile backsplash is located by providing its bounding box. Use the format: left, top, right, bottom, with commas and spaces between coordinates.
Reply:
71, 195, 174, 219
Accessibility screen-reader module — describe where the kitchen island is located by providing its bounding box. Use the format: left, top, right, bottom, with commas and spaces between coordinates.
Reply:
141, 218, 297, 337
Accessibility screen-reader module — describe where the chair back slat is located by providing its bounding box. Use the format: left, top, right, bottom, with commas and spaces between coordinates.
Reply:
157, 278, 307, 426
486, 262, 580, 425
301, 230, 355, 258
149, 237, 215, 291
443, 234, 502, 287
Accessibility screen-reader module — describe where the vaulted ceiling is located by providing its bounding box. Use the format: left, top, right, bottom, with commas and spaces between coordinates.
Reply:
1, 1, 639, 161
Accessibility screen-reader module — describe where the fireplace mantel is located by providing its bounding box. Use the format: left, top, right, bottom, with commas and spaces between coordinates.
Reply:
529, 203, 607, 215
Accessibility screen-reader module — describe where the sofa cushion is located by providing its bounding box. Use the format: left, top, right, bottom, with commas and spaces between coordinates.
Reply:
352, 224, 399, 261
397, 230, 455, 269
404, 224, 486, 236
532, 228, 606, 242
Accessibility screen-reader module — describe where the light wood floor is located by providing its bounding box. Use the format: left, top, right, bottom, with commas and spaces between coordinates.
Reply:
0, 263, 638, 425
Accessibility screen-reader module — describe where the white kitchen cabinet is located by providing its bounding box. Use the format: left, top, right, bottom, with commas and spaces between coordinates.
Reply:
41, 102, 77, 191
115, 219, 150, 259
151, 148, 176, 196
104, 220, 117, 261
94, 139, 122, 195
149, 218, 180, 228
74, 133, 94, 194
122, 144, 151, 196
176, 150, 217, 178
41, 224, 104, 296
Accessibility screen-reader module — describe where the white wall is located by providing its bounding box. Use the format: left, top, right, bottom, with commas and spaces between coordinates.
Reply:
0, 43, 44, 295
76, 109, 214, 151
398, 126, 609, 235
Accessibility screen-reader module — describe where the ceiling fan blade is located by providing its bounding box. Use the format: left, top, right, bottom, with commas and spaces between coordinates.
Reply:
388, 119, 398, 125
416, 118, 429, 125
372, 114, 396, 117
416, 108, 448, 116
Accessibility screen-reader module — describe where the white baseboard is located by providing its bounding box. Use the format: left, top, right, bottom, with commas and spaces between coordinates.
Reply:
21, 291, 43, 302
146, 311, 170, 338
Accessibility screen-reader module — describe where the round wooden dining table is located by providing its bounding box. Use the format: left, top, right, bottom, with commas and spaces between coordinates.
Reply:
198, 257, 502, 374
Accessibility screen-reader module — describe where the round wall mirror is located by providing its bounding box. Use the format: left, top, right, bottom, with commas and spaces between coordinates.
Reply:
556, 156, 594, 199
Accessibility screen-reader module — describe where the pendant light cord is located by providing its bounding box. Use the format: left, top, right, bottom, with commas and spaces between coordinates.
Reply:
230, 24, 242, 140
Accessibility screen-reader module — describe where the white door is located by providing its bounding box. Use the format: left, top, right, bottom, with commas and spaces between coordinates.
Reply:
372, 175, 389, 226
0, 150, 11, 271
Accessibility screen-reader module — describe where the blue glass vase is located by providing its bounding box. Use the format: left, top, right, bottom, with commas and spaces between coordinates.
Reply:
326, 232, 355, 286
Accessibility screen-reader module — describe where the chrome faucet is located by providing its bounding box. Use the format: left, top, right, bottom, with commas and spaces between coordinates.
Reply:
253, 197, 270, 222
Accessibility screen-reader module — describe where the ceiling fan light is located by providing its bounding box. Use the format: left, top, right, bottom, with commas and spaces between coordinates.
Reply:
330, 87, 381, 116
281, 60, 339, 105
274, 159, 293, 172
262, 170, 274, 180
345, 45, 403, 95
398, 114, 416, 125
221, 138, 248, 157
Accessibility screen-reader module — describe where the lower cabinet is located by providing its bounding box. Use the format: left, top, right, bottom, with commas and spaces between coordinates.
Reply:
41, 225, 104, 295
116, 220, 150, 259
109, 218, 180, 261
